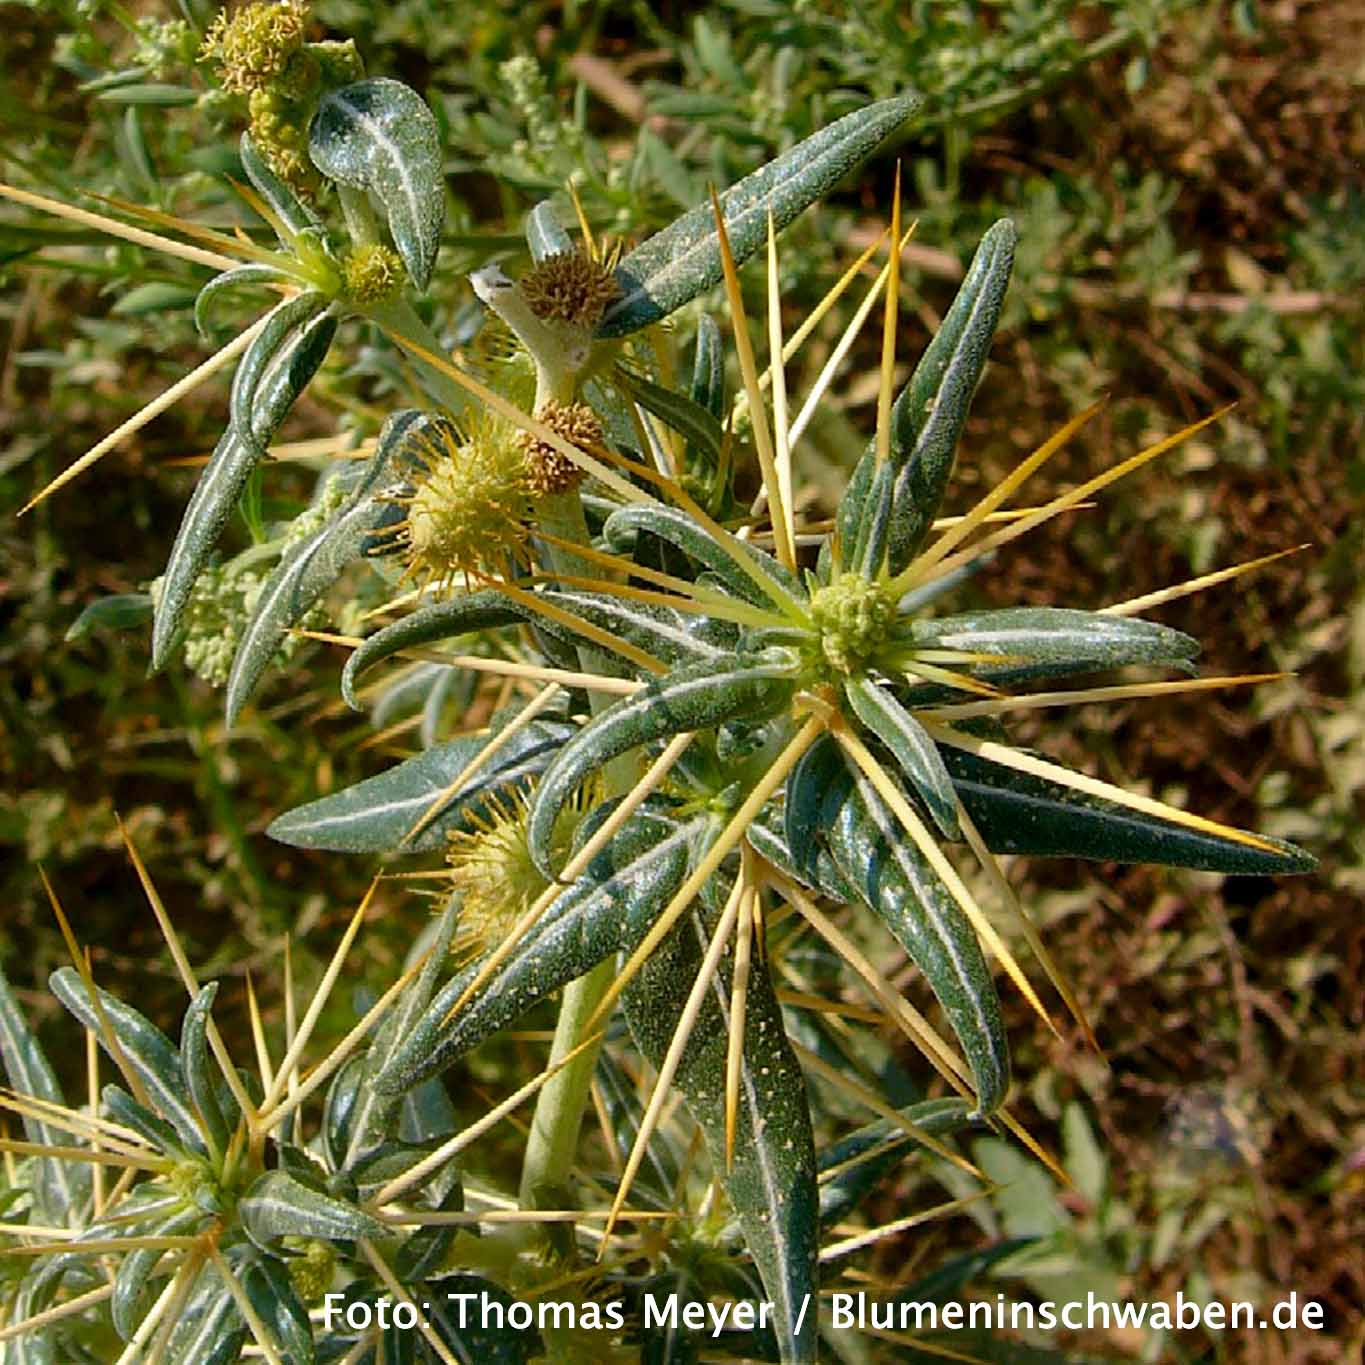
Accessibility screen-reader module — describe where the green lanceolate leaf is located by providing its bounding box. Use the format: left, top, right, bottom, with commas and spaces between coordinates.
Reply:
526, 200, 571, 262
112, 1207, 204, 1339
239, 1169, 384, 1250
817, 1097, 974, 1229
788, 738, 1009, 1115
613, 365, 725, 472
691, 315, 725, 419
341, 897, 460, 1168
266, 717, 575, 854
49, 966, 206, 1153
180, 983, 230, 1158
241, 131, 320, 243
903, 606, 1200, 683
164, 1263, 247, 1365
340, 589, 529, 709
230, 292, 329, 458
845, 676, 960, 839
0, 964, 90, 1225
538, 589, 725, 666
944, 744, 1315, 874
622, 903, 819, 1365
376, 805, 701, 1093
103, 1084, 192, 1159
194, 263, 287, 340
526, 650, 797, 876
598, 93, 920, 336
226, 410, 435, 722
603, 504, 802, 609
64, 592, 153, 642
847, 459, 895, 579
837, 219, 1016, 573
309, 78, 445, 290
152, 304, 337, 670
241, 1252, 315, 1365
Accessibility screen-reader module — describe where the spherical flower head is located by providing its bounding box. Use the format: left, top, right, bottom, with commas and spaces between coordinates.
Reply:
282, 1237, 337, 1303
519, 250, 620, 331
809, 571, 895, 675
446, 798, 576, 957
200, 0, 310, 94
389, 416, 531, 592
520, 400, 602, 496
342, 243, 405, 305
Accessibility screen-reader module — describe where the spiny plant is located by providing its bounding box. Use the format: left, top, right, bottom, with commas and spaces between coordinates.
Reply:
2, 5, 1313, 1361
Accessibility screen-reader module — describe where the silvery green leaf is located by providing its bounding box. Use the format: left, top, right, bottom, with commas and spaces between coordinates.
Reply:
603, 504, 801, 609
164, 1261, 247, 1365
614, 365, 724, 471
376, 806, 701, 1093
847, 460, 895, 578
844, 676, 959, 838
527, 651, 796, 876
266, 717, 574, 854
241, 131, 320, 243
49, 967, 205, 1153
193, 263, 286, 340
112, 1208, 203, 1339
342, 896, 459, 1169
526, 200, 571, 262
903, 606, 1200, 680
340, 589, 529, 709
599, 93, 920, 336
945, 745, 1315, 874
538, 589, 724, 666
64, 591, 153, 642
103, 1085, 192, 1159
322, 1053, 367, 1175
787, 739, 1009, 1116
239, 1169, 384, 1250
594, 1049, 681, 1200
0, 965, 90, 1226
180, 983, 230, 1157
623, 906, 818, 1364
153, 305, 336, 670
225, 409, 434, 722
242, 1252, 315, 1365
230, 292, 330, 460
837, 220, 1017, 573
309, 78, 445, 290
691, 315, 724, 418
393, 1179, 464, 1282
817, 1098, 974, 1229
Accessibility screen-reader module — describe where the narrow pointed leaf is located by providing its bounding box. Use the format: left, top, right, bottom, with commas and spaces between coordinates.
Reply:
598, 93, 920, 336
538, 589, 724, 666
112, 1207, 203, 1339
817, 1097, 974, 1229
104, 1084, 194, 1158
614, 366, 724, 471
527, 651, 796, 876
229, 291, 330, 459
309, 78, 445, 290
623, 907, 819, 1364
945, 746, 1315, 874
193, 262, 285, 339
181, 983, 230, 1156
904, 607, 1200, 681
790, 739, 1009, 1114
266, 718, 574, 853
603, 504, 801, 609
0, 965, 91, 1225
152, 305, 336, 669
64, 592, 153, 642
241, 130, 320, 242
837, 219, 1017, 571
342, 896, 460, 1168
239, 1169, 384, 1249
226, 409, 434, 721
165, 1266, 247, 1365
376, 806, 701, 1093
242, 1252, 315, 1365
845, 676, 959, 838
340, 589, 529, 709
49, 967, 206, 1152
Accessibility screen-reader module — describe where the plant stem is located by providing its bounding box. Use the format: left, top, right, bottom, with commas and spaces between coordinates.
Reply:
369, 297, 468, 415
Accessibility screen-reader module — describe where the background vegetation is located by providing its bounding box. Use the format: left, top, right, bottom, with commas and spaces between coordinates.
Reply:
1, 1, 1361, 1359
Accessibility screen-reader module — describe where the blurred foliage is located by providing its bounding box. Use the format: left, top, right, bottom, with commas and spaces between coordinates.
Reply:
1, 0, 1362, 1359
